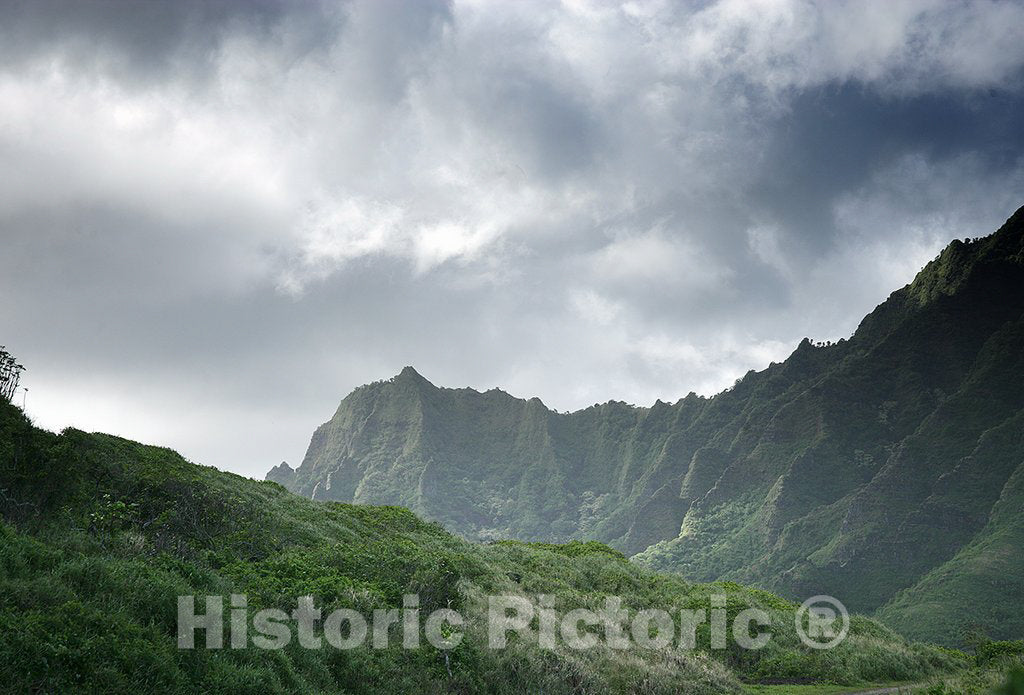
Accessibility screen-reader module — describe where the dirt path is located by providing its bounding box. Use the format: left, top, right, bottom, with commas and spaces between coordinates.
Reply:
744, 681, 924, 694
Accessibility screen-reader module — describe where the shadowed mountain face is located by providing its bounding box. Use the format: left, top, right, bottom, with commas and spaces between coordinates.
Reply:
273, 206, 1024, 645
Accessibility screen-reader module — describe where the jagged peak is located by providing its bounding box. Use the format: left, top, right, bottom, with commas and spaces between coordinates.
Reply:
264, 460, 296, 485
389, 365, 436, 389
790, 337, 814, 354
525, 395, 548, 410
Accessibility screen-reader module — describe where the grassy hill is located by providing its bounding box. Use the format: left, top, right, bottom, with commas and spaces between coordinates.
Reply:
0, 398, 966, 693
274, 206, 1024, 647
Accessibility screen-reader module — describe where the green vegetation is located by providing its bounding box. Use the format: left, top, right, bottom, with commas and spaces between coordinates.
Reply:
279, 206, 1024, 647
913, 662, 1024, 695
0, 399, 965, 693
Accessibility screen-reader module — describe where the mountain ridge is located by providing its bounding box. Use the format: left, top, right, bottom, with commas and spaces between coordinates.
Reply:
272, 205, 1024, 645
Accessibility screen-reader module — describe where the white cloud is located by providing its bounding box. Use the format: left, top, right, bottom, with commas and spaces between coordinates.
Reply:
747, 224, 793, 280
1, 0, 1023, 475
797, 152, 1024, 339
680, 0, 1024, 93
569, 289, 623, 325
591, 227, 732, 291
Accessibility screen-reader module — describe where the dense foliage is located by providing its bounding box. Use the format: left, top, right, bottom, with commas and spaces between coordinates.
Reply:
0, 399, 964, 693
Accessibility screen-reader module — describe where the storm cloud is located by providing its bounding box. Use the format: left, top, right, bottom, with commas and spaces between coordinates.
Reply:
2, 0, 1023, 476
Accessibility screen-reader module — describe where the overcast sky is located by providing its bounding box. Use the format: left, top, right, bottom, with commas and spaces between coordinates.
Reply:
2, 0, 1023, 478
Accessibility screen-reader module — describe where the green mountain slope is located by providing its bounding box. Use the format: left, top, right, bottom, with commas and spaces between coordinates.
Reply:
875, 438, 1024, 646
275, 206, 1024, 646
0, 399, 962, 693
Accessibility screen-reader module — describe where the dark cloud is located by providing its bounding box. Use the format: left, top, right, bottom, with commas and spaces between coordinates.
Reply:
0, 0, 334, 84
753, 79, 1024, 253
1, 0, 1023, 476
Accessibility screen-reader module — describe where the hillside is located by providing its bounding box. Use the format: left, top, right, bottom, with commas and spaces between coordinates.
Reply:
0, 399, 966, 693
274, 206, 1024, 647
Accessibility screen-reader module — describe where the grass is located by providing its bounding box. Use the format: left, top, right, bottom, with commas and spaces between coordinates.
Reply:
0, 399, 981, 693
909, 657, 1024, 694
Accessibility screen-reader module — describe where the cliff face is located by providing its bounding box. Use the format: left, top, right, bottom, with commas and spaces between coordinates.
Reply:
274, 206, 1024, 644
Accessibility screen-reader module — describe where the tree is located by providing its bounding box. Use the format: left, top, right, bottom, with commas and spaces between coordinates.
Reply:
0, 346, 25, 403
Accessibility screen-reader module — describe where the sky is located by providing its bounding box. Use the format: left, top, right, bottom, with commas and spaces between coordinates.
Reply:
2, 0, 1024, 479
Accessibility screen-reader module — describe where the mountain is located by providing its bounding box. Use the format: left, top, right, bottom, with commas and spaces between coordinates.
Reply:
0, 398, 964, 693
266, 460, 296, 487
273, 205, 1024, 646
